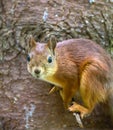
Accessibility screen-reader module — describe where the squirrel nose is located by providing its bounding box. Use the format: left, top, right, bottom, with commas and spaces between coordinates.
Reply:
34, 69, 41, 75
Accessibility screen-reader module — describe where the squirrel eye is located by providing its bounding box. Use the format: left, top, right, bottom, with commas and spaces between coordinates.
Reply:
47, 56, 52, 63
27, 55, 31, 62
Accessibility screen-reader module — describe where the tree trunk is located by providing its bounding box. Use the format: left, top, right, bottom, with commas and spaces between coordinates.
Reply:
0, 0, 113, 129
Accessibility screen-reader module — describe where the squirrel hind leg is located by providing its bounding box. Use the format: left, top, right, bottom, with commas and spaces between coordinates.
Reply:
78, 63, 107, 118
69, 63, 108, 118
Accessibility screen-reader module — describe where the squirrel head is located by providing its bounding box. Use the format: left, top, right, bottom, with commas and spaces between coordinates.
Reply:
27, 35, 58, 80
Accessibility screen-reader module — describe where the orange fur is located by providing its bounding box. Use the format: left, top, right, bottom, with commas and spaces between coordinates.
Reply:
27, 37, 113, 119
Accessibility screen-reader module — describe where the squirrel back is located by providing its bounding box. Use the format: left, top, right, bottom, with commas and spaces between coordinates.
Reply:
27, 36, 113, 121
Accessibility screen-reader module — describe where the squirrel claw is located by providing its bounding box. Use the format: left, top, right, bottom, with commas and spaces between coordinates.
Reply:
49, 86, 60, 94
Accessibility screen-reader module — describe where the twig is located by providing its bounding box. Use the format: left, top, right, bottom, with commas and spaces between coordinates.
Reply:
73, 113, 84, 128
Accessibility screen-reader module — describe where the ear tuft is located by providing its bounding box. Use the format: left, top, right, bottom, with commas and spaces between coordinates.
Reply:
47, 35, 57, 55
28, 35, 36, 49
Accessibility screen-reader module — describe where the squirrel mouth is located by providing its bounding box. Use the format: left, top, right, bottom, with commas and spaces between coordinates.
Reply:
35, 74, 40, 78
36, 75, 40, 78
32, 73, 40, 79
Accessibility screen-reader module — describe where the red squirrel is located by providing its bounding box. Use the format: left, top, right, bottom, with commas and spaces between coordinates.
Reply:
27, 36, 113, 120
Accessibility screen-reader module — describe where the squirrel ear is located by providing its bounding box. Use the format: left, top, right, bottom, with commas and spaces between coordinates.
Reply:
28, 35, 36, 49
47, 36, 57, 55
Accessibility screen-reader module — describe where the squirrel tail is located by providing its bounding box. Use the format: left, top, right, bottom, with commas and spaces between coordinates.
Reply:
107, 88, 113, 124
